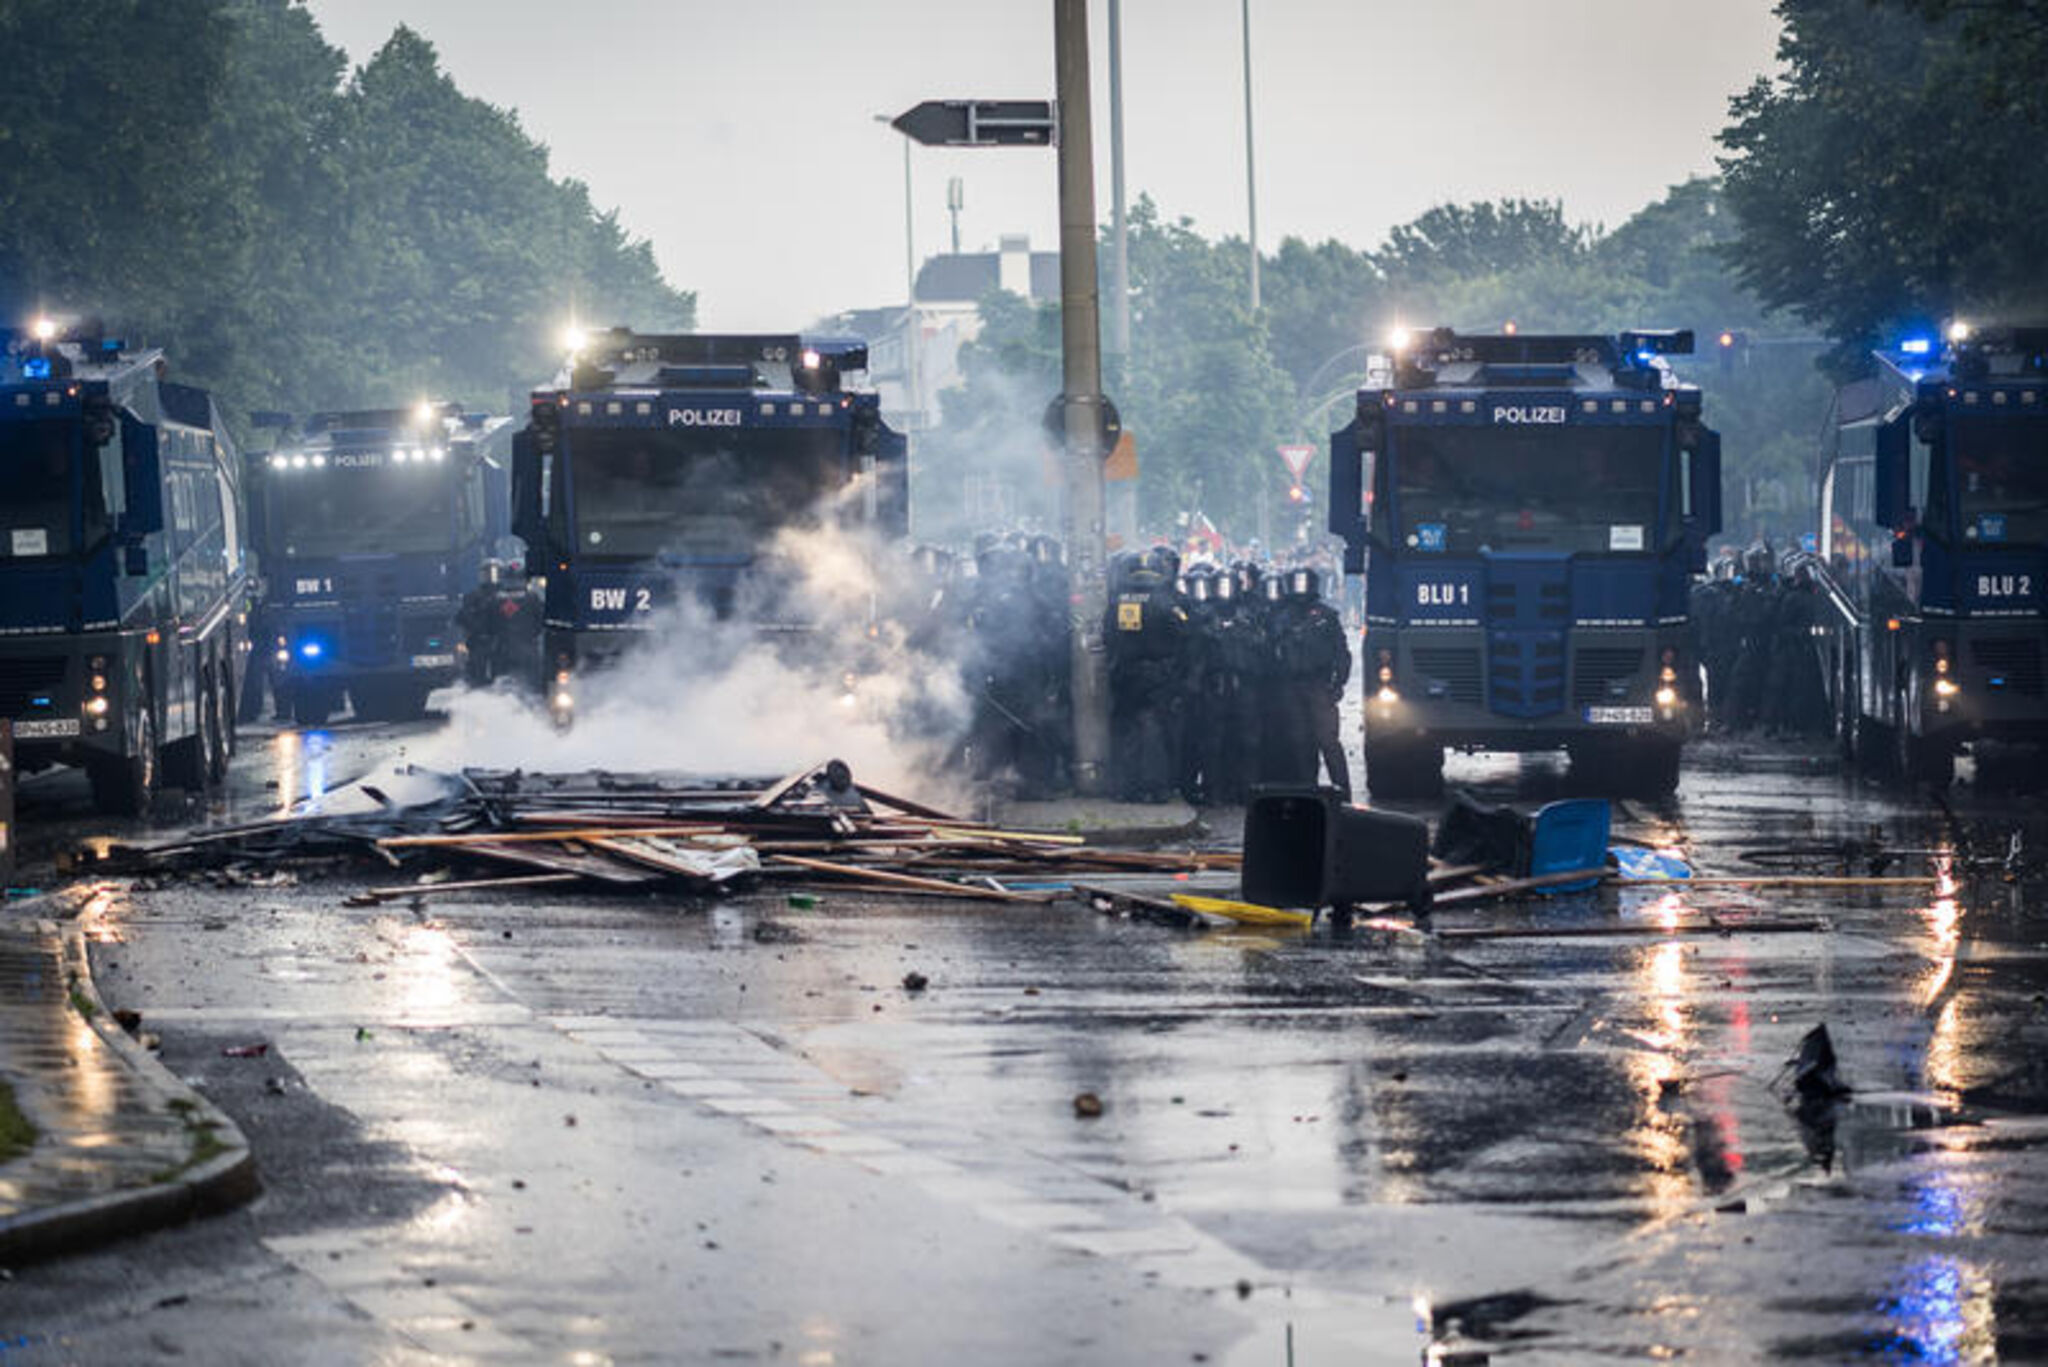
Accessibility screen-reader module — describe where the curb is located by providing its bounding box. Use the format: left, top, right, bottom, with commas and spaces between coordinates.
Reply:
0, 916, 260, 1264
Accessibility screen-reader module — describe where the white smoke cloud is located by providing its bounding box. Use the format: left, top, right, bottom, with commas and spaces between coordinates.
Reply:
409, 518, 977, 803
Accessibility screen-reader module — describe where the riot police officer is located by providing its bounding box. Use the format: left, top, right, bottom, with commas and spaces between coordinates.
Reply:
1268, 566, 1352, 796
1104, 546, 1191, 801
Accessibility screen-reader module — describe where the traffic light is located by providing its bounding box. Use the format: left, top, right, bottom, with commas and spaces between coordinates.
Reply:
1287, 483, 1306, 505
1716, 329, 1748, 373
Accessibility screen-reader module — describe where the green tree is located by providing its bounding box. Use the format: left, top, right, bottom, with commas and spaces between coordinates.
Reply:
1259, 236, 1386, 398
335, 26, 694, 411
1375, 199, 1589, 289
0, 0, 232, 329
1717, 0, 2048, 364
0, 3, 694, 426
1118, 200, 1296, 534
925, 198, 1296, 544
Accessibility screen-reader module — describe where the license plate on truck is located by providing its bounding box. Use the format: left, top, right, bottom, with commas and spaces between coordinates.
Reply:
409, 653, 456, 669
12, 718, 81, 739
1584, 706, 1652, 724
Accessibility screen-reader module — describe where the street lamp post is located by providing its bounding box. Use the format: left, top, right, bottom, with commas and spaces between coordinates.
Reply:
1054, 0, 1112, 795
874, 114, 922, 431
1241, 0, 1259, 312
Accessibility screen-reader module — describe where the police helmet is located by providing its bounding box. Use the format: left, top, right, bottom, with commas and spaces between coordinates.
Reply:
1232, 561, 1263, 600
1744, 542, 1775, 582
1027, 535, 1064, 567
1108, 549, 1145, 594
1214, 570, 1237, 603
1261, 572, 1285, 603
1145, 543, 1181, 582
1186, 569, 1214, 603
1287, 566, 1320, 599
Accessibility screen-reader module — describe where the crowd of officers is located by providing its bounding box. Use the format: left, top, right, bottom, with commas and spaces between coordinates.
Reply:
1693, 542, 1833, 737
911, 536, 1353, 804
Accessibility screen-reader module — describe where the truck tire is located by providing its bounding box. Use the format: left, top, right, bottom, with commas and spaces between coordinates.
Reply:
292, 685, 335, 728
1894, 690, 1954, 787
1634, 737, 1682, 798
1365, 737, 1442, 800
348, 680, 431, 722
88, 709, 157, 817
204, 670, 229, 785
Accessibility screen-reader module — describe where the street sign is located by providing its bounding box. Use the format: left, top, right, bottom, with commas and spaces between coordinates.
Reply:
891, 100, 1057, 148
1278, 443, 1315, 480
1104, 431, 1138, 482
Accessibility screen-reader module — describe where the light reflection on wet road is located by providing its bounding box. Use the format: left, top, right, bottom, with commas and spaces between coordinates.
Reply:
18, 723, 2048, 1362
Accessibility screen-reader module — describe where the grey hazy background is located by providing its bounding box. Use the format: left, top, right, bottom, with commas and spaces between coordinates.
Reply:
306, 0, 1783, 332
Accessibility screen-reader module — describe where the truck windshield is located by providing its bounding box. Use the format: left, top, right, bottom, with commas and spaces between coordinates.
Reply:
1393, 423, 1664, 554
1952, 416, 2048, 546
0, 419, 77, 558
271, 467, 453, 557
568, 426, 847, 560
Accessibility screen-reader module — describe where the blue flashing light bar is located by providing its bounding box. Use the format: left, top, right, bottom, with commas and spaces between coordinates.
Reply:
22, 357, 51, 379
298, 640, 324, 660
1899, 337, 1934, 356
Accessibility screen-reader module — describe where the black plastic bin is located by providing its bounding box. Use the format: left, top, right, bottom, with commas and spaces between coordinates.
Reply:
1241, 786, 1430, 911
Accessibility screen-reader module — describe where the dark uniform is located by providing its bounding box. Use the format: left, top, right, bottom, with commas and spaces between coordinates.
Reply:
456, 563, 542, 689
1268, 566, 1352, 797
1692, 552, 1741, 729
964, 544, 1049, 788
1184, 564, 1266, 805
1105, 548, 1191, 801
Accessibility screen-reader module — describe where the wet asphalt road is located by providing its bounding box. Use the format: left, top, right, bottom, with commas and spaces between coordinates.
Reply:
7, 717, 2048, 1364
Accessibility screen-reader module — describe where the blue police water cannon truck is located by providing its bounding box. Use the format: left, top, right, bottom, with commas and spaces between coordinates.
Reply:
511, 329, 908, 727
1811, 323, 2048, 786
1327, 327, 1723, 798
0, 318, 249, 813
248, 401, 516, 725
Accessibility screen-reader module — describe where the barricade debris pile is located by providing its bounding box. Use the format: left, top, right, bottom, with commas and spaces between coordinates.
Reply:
95, 760, 1242, 905
86, 768, 1896, 935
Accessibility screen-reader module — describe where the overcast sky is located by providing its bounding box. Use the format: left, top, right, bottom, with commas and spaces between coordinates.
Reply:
305, 0, 1784, 332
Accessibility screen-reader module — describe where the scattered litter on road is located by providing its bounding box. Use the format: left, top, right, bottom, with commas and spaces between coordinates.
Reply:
220, 1043, 269, 1058
1073, 1092, 1104, 1118
1789, 1023, 1852, 1102
94, 759, 1241, 908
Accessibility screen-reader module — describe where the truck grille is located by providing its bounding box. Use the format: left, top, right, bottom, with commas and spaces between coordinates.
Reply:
1572, 646, 1645, 709
1970, 637, 2044, 697
0, 656, 68, 713
344, 605, 400, 667
1409, 646, 1483, 705
1488, 632, 1566, 717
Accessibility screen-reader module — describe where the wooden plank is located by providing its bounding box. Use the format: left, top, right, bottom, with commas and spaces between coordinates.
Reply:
357, 872, 581, 902
459, 840, 660, 885
764, 853, 1037, 902
1437, 916, 1831, 941
586, 836, 755, 885
381, 824, 738, 850
751, 760, 829, 811
1616, 875, 1936, 889
853, 782, 963, 823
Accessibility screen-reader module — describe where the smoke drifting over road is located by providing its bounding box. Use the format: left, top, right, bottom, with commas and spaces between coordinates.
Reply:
414, 520, 974, 800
